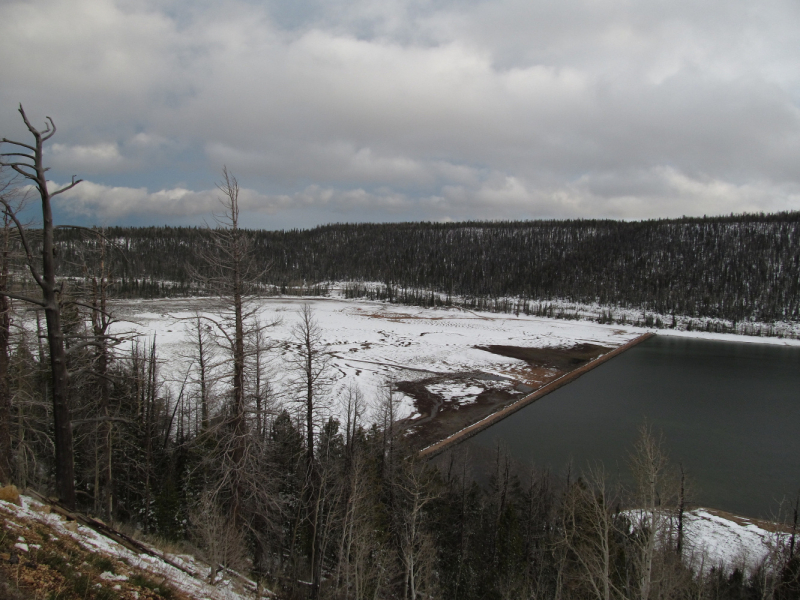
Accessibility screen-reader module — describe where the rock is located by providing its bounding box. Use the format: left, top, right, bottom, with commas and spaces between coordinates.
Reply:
0, 485, 21, 506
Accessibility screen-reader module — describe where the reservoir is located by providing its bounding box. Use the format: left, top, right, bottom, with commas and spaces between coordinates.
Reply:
467, 335, 800, 519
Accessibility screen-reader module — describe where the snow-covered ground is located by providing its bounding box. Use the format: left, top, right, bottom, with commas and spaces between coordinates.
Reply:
109, 296, 642, 422
331, 283, 800, 341
683, 509, 790, 574
2, 494, 264, 599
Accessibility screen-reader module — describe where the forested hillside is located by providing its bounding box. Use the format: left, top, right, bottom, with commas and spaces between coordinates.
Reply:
51, 212, 800, 323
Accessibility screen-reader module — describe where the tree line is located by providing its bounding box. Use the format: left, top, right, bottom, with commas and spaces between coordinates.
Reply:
41, 212, 800, 325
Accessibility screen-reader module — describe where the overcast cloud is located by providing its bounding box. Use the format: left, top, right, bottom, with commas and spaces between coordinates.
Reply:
2, 0, 799, 227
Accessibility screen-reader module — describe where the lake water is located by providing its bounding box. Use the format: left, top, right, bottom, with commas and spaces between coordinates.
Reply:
467, 335, 800, 519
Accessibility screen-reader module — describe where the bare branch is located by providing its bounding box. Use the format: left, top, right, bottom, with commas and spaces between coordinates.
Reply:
62, 300, 117, 320
0, 198, 44, 287
65, 339, 120, 356
0, 138, 36, 152
18, 104, 39, 136
0, 290, 45, 307
50, 176, 82, 197
7, 164, 37, 180
42, 116, 57, 141
72, 416, 136, 426
0, 152, 34, 160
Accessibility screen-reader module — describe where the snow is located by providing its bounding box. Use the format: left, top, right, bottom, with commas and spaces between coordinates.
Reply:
1, 494, 266, 599
425, 383, 486, 403
682, 509, 788, 574
109, 296, 642, 423
650, 328, 800, 346
323, 284, 800, 343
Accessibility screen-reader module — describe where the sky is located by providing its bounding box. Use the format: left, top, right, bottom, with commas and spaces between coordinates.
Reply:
1, 0, 799, 230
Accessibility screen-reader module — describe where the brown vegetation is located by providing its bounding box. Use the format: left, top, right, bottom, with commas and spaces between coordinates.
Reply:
0, 501, 185, 600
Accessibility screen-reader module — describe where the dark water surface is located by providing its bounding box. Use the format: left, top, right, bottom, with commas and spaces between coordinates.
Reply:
468, 335, 800, 519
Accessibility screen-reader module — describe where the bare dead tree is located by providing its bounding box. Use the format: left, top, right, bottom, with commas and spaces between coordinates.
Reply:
377, 380, 402, 513
216, 169, 247, 463
189, 167, 272, 528
334, 444, 394, 600
179, 313, 221, 436
288, 303, 332, 469
189, 489, 248, 584
677, 463, 685, 557
247, 314, 278, 442
286, 303, 332, 598
0, 171, 17, 484
559, 465, 623, 600
340, 381, 366, 469
397, 459, 440, 600
86, 231, 118, 521
0, 105, 82, 508
178, 169, 283, 585
627, 423, 678, 600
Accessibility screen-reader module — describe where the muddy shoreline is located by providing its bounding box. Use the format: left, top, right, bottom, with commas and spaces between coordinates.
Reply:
415, 332, 656, 458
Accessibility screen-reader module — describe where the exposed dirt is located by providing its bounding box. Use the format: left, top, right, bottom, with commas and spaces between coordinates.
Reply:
398, 343, 611, 450
477, 343, 609, 370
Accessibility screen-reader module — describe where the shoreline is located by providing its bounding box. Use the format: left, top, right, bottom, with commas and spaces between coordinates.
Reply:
418, 332, 656, 459
111, 295, 800, 346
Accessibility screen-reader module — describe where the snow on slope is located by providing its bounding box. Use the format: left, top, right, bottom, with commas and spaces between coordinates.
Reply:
683, 509, 789, 574
110, 297, 640, 422
2, 494, 266, 599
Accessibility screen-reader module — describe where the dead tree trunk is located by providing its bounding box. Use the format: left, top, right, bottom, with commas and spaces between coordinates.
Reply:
289, 304, 331, 598
192, 168, 255, 528
195, 315, 211, 433
1, 105, 82, 508
0, 208, 12, 484
677, 464, 685, 557
90, 234, 114, 520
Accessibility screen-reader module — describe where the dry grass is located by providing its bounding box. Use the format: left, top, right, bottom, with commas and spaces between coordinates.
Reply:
0, 502, 186, 600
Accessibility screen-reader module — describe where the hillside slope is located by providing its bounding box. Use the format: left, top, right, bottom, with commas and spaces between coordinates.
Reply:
0, 491, 270, 600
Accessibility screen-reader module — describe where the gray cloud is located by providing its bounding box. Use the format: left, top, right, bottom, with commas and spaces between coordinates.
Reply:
2, 0, 799, 226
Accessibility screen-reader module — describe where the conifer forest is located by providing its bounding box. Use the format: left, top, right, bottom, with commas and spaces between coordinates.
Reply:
51, 214, 800, 327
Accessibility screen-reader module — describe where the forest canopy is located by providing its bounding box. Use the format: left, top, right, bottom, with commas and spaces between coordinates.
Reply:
45, 212, 800, 324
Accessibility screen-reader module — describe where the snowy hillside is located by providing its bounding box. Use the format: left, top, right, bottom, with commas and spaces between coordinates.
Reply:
683, 509, 792, 574
1, 492, 268, 600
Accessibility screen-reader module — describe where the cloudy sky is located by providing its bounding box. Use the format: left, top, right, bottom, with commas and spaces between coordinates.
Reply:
2, 0, 799, 229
